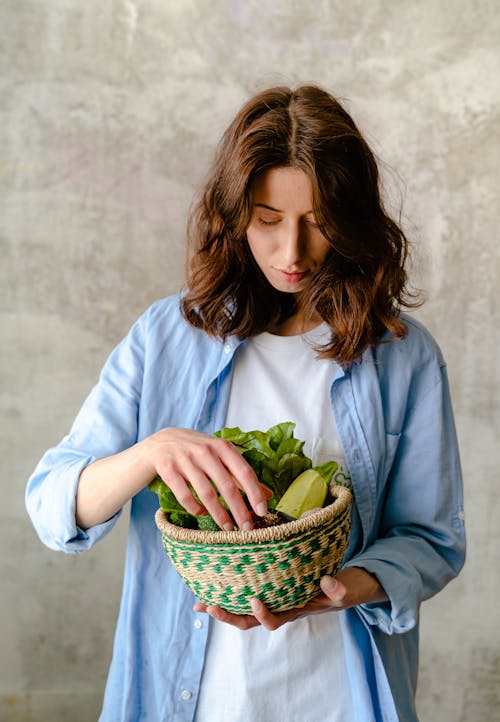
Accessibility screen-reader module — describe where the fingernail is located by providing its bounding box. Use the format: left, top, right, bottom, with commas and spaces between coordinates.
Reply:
322, 576, 336, 592
223, 522, 234, 531
250, 598, 262, 612
242, 520, 253, 531
256, 502, 268, 517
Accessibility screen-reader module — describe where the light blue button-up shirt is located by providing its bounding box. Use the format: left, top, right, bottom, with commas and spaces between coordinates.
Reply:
26, 295, 465, 722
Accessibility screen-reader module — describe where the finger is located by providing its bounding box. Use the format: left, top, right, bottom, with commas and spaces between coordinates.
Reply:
184, 461, 252, 531
209, 479, 254, 530
212, 440, 271, 516
205, 605, 260, 630
185, 452, 258, 529
159, 473, 207, 517
320, 576, 347, 607
158, 445, 240, 529
175, 444, 254, 529
250, 598, 278, 630
249, 598, 301, 630
193, 601, 208, 613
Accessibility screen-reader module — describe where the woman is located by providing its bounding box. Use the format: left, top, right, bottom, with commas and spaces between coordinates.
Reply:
26, 85, 465, 721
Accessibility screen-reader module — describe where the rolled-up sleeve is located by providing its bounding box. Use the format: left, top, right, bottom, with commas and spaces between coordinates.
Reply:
346, 361, 466, 635
26, 308, 148, 553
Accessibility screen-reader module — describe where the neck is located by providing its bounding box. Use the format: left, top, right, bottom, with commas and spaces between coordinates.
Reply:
268, 311, 323, 337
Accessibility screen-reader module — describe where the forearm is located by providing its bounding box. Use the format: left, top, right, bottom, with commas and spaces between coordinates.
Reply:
76, 442, 153, 530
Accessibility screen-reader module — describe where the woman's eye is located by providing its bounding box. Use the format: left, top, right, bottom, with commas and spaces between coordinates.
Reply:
257, 217, 280, 226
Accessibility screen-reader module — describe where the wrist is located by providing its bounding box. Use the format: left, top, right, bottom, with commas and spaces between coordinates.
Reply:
118, 440, 162, 498
350, 566, 388, 604
334, 566, 388, 607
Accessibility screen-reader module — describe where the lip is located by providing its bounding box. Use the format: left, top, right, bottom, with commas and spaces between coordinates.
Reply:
277, 270, 309, 283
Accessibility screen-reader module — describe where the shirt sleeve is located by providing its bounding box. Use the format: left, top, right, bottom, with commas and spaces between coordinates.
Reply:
25, 308, 148, 553
345, 361, 466, 635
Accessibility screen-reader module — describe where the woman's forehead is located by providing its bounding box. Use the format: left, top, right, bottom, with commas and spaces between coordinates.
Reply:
251, 167, 314, 210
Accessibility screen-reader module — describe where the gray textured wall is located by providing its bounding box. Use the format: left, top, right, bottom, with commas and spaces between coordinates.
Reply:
1, 1, 498, 720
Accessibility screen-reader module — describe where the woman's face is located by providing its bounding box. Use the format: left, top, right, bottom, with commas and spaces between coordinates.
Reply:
246, 167, 331, 295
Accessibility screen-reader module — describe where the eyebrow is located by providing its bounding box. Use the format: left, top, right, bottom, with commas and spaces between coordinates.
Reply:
254, 203, 315, 215
254, 203, 283, 212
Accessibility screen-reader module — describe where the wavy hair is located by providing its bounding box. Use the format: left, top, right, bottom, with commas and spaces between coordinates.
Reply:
181, 85, 420, 363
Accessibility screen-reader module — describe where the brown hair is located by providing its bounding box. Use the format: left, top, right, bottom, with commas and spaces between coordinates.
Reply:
181, 85, 420, 364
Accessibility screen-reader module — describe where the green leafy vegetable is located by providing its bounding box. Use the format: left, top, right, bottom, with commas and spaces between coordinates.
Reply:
215, 422, 312, 506
169, 511, 198, 529
148, 476, 186, 515
197, 515, 221, 531
147, 475, 231, 530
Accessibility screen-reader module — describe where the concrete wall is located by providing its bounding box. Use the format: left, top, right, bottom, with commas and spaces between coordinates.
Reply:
1, 1, 498, 719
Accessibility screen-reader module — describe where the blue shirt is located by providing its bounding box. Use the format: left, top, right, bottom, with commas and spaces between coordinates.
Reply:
26, 295, 466, 722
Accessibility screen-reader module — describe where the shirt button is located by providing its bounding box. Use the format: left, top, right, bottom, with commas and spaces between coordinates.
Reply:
458, 510, 465, 521
193, 619, 203, 629
181, 690, 192, 701
224, 343, 231, 354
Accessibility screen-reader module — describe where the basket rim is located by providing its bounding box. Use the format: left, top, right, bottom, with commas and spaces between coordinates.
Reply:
155, 484, 352, 544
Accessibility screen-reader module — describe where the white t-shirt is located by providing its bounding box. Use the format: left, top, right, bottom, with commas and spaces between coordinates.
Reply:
195, 325, 354, 722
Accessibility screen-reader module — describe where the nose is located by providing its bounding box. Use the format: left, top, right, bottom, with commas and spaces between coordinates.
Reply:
281, 221, 306, 268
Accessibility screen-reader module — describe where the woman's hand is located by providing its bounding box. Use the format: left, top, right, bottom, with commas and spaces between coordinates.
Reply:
193, 567, 388, 630
140, 427, 272, 531
76, 427, 272, 531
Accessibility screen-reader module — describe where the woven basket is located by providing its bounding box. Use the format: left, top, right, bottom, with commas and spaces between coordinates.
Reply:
155, 484, 352, 614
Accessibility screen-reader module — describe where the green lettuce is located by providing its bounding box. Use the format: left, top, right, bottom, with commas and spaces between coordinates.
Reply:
215, 422, 312, 505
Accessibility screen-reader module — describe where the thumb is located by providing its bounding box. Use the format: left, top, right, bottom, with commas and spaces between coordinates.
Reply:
320, 575, 347, 607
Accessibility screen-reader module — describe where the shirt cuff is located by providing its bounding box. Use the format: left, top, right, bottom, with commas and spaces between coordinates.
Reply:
344, 558, 419, 635
28, 455, 123, 553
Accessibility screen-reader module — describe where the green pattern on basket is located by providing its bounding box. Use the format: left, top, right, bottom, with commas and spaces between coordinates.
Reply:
156, 486, 352, 615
